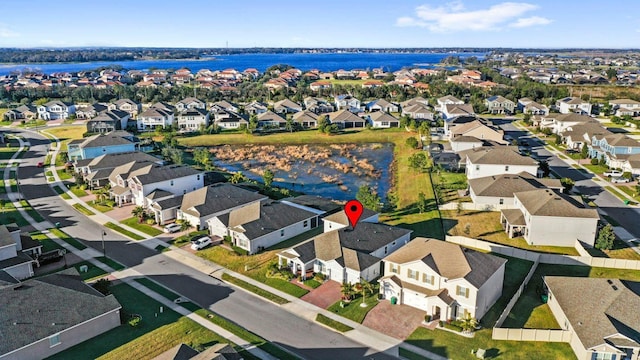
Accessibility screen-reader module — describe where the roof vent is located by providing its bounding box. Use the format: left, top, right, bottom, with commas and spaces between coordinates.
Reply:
612, 285, 618, 291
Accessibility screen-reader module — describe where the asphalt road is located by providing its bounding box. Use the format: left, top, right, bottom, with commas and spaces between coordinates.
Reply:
498, 120, 640, 239
9, 128, 397, 360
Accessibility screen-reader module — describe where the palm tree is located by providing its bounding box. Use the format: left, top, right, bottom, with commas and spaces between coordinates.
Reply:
131, 206, 146, 223
230, 171, 246, 184
179, 219, 191, 232
459, 313, 478, 333
358, 278, 374, 308
341, 282, 354, 301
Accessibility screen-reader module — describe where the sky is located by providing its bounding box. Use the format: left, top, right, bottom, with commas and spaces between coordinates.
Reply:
0, 0, 639, 48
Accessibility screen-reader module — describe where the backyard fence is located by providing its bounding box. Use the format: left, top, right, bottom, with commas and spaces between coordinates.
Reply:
493, 253, 540, 328
445, 236, 640, 270
492, 328, 572, 342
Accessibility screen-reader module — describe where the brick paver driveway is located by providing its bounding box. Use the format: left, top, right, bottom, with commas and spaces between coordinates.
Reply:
105, 204, 136, 221
301, 280, 342, 309
363, 300, 425, 339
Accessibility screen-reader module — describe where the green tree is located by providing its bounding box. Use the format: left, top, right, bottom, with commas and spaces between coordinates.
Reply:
179, 219, 192, 232
538, 160, 550, 177
599, 154, 606, 166
356, 185, 382, 212
230, 171, 246, 184
132, 206, 146, 223
595, 224, 615, 250
560, 178, 575, 192
92, 278, 111, 295
358, 278, 374, 307
409, 152, 428, 171
192, 147, 212, 169
405, 137, 419, 149
285, 116, 295, 133
459, 313, 478, 333
317, 115, 329, 134
581, 143, 589, 159
416, 192, 428, 213
341, 282, 354, 301
262, 169, 274, 188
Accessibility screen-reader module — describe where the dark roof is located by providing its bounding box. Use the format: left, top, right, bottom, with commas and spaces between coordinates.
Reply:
334, 222, 411, 253
20, 234, 41, 252
92, 109, 129, 122
290, 240, 316, 263
76, 151, 162, 170
236, 201, 317, 240
181, 184, 266, 217
74, 131, 137, 149
283, 195, 341, 213
0, 268, 121, 355
0, 225, 13, 247
132, 165, 203, 185
153, 195, 184, 210
177, 108, 209, 117
469, 172, 562, 198
0, 252, 34, 270
0, 270, 19, 290
154, 343, 199, 360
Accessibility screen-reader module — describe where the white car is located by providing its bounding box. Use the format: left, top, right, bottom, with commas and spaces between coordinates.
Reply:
611, 176, 630, 184
190, 236, 212, 250
603, 170, 623, 177
163, 223, 182, 233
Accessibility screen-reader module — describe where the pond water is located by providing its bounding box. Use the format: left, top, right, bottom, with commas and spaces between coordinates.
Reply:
211, 143, 393, 201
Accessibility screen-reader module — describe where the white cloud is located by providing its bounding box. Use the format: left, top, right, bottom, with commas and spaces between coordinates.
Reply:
510, 16, 552, 28
0, 24, 18, 38
396, 2, 550, 32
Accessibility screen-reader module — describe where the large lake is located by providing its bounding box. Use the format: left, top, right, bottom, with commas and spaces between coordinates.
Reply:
211, 143, 394, 201
0, 52, 486, 76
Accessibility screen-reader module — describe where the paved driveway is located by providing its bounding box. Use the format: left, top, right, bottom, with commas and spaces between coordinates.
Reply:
363, 301, 425, 340
105, 203, 136, 221
301, 280, 342, 309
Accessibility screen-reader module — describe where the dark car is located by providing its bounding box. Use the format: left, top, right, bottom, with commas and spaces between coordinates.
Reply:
36, 249, 65, 266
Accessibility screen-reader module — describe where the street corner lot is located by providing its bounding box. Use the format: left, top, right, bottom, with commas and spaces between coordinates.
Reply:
362, 300, 426, 340
301, 280, 342, 309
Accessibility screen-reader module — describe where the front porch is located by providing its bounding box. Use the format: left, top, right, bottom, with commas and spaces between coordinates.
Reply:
276, 252, 314, 280
110, 185, 133, 207
500, 209, 527, 239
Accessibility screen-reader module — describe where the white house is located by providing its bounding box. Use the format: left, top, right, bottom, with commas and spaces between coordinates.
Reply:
273, 99, 302, 114
277, 222, 412, 284
557, 97, 592, 115
175, 97, 206, 112
176, 108, 210, 132
485, 95, 515, 115
137, 107, 174, 131
436, 95, 464, 112
37, 100, 76, 120
609, 98, 640, 117
517, 98, 549, 115
380, 238, 506, 321
0, 225, 36, 280
368, 112, 400, 128
545, 276, 640, 360
366, 99, 399, 113
211, 109, 248, 129
322, 208, 379, 232
463, 147, 539, 179
541, 113, 595, 134
108, 99, 141, 117
468, 172, 563, 210
500, 189, 599, 247
442, 103, 475, 120
334, 95, 361, 113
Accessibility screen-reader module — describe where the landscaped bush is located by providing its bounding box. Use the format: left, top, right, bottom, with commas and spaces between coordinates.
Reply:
442, 320, 463, 332
232, 245, 248, 256
590, 158, 599, 165
128, 314, 142, 327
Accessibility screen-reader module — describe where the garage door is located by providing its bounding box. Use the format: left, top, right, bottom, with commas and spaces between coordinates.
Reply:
327, 267, 343, 282
402, 290, 428, 311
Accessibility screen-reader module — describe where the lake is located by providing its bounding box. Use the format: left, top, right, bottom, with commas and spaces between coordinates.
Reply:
0, 52, 486, 76
211, 143, 394, 201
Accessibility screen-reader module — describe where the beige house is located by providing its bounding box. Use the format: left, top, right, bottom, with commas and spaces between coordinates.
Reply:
468, 172, 562, 210
380, 238, 506, 321
463, 147, 539, 179
449, 120, 505, 151
485, 95, 515, 114
501, 189, 599, 247
545, 276, 640, 360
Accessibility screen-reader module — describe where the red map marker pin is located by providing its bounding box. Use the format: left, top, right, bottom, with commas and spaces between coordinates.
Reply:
344, 199, 364, 229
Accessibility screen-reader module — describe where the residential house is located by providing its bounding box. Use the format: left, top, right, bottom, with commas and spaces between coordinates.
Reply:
86, 109, 130, 133
304, 97, 334, 113
366, 99, 399, 113
485, 95, 515, 115
153, 343, 241, 360
380, 238, 506, 321
436, 95, 464, 111
562, 121, 611, 150
257, 110, 286, 129
137, 107, 174, 131
309, 81, 332, 92
463, 147, 539, 179
212, 110, 248, 130
292, 110, 318, 128
322, 207, 379, 232
448, 120, 506, 151
74, 151, 163, 188
244, 101, 268, 115
37, 100, 76, 120
401, 96, 430, 109
442, 103, 475, 120
0, 225, 37, 280
110, 164, 204, 207
401, 103, 434, 121
589, 133, 640, 168
0, 268, 121, 360
150, 101, 176, 113
545, 276, 640, 360
334, 95, 361, 113
539, 113, 594, 134
149, 195, 184, 225
4, 105, 38, 121
327, 110, 366, 129
368, 112, 400, 128
180, 184, 267, 230
176, 108, 210, 132
212, 100, 239, 113
108, 99, 141, 117
609, 98, 640, 117
557, 97, 592, 115
273, 99, 302, 114
277, 222, 412, 284
175, 97, 206, 112
75, 103, 108, 119
444, 115, 492, 138
500, 189, 599, 247
468, 172, 562, 210
449, 136, 485, 153
67, 131, 138, 160
225, 200, 319, 254
517, 98, 549, 115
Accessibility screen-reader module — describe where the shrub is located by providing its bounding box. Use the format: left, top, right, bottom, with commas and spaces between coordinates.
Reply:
92, 278, 111, 295
405, 137, 419, 149
232, 245, 248, 256
623, 171, 633, 180
128, 315, 141, 327
443, 321, 463, 332
425, 314, 432, 322
590, 158, 599, 165
145, 218, 155, 225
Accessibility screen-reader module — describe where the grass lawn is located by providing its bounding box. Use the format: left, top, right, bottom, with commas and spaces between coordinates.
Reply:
49, 283, 242, 360
315, 313, 354, 332
95, 256, 125, 271
0, 204, 29, 227
49, 228, 88, 250
19, 199, 45, 222
604, 185, 637, 205
221, 273, 289, 304
443, 210, 579, 256
617, 185, 640, 201
170, 230, 209, 247
325, 78, 370, 86
30, 231, 64, 252
88, 200, 115, 213
135, 278, 180, 302
586, 238, 640, 260
121, 217, 163, 237
72, 202, 95, 216
583, 164, 609, 175
399, 347, 430, 360
42, 126, 86, 151
380, 209, 444, 239
74, 261, 108, 281
69, 185, 88, 197
303, 278, 322, 289
105, 222, 146, 241
326, 288, 379, 323
57, 168, 73, 180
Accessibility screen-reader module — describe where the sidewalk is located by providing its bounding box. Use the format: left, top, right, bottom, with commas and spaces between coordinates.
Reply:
37, 130, 447, 359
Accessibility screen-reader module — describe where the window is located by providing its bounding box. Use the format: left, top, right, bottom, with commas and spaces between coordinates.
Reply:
422, 273, 434, 285
499, 199, 504, 205
390, 263, 399, 274
49, 334, 61, 347
505, 166, 509, 171
280, 229, 285, 237
456, 285, 469, 298
381, 121, 389, 126
303, 220, 308, 227
592, 353, 615, 360
407, 269, 419, 280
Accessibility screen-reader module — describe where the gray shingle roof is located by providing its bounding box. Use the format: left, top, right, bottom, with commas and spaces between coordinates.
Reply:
181, 184, 266, 218
465, 147, 538, 166
0, 268, 121, 355
73, 131, 137, 149
469, 172, 562, 198
76, 151, 162, 171
132, 165, 202, 186
235, 201, 317, 240
515, 189, 599, 218
153, 195, 184, 211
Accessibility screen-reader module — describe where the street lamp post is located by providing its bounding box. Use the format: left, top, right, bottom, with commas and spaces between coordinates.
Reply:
101, 230, 107, 258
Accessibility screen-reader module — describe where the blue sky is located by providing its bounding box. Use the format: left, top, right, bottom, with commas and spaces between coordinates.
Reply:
0, 0, 638, 48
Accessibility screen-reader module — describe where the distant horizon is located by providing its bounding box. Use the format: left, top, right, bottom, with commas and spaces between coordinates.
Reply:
1, 46, 639, 51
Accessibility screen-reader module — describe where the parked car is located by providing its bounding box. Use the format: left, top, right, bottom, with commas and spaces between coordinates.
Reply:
603, 170, 623, 177
611, 176, 630, 183
163, 223, 181, 233
36, 249, 65, 266
190, 236, 212, 250
36, 162, 44, 168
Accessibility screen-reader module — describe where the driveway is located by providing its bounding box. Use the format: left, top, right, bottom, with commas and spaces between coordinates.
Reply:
104, 203, 136, 221
363, 301, 425, 340
301, 280, 342, 309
